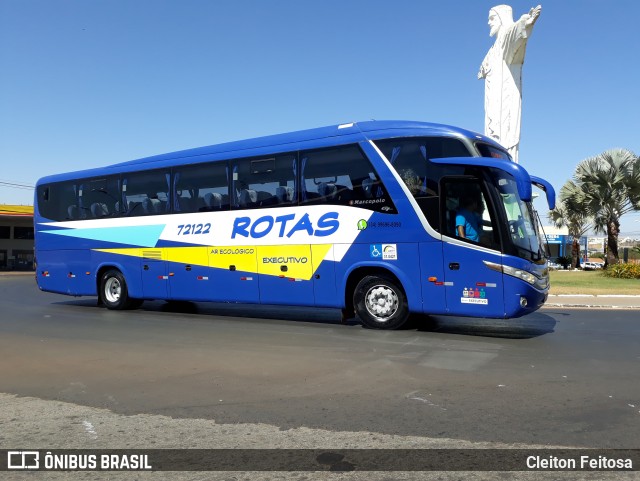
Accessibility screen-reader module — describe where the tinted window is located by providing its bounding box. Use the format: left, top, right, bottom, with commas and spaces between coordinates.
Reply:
13, 249, 34, 269
376, 136, 471, 193
300, 144, 395, 212
375, 137, 470, 228
230, 154, 296, 209
14, 226, 34, 239
441, 176, 500, 250
78, 177, 120, 219
424, 137, 471, 158
174, 162, 229, 212
37, 182, 78, 221
0, 226, 10, 239
122, 170, 170, 216
476, 142, 512, 160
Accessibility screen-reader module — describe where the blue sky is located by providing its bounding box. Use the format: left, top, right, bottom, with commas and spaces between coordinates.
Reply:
1, 0, 639, 234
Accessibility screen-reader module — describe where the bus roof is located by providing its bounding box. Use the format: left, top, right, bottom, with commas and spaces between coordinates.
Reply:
37, 120, 500, 185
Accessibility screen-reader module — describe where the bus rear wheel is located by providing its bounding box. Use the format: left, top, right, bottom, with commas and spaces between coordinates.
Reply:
353, 275, 409, 330
100, 269, 142, 310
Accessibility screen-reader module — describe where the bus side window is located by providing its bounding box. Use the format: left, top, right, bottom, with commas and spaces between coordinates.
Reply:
230, 154, 296, 210
374, 137, 472, 226
79, 176, 120, 219
301, 144, 394, 212
441, 177, 499, 250
173, 161, 229, 213
122, 170, 170, 216
37, 182, 78, 222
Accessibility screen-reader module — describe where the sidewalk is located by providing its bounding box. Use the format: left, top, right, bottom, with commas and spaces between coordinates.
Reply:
545, 294, 640, 309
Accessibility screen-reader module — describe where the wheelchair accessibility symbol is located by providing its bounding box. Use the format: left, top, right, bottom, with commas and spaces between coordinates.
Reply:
370, 244, 382, 258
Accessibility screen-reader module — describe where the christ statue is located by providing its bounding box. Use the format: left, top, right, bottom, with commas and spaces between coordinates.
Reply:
478, 4, 541, 162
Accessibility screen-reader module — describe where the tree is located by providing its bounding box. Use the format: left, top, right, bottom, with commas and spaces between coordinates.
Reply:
548, 180, 592, 269
567, 149, 640, 266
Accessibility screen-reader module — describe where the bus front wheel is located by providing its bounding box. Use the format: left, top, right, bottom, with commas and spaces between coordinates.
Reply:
100, 269, 141, 310
353, 275, 409, 330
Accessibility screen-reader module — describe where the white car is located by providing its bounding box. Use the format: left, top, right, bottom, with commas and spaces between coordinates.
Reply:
582, 261, 603, 270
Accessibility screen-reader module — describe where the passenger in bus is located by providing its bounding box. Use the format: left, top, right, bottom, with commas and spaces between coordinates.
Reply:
456, 194, 484, 242
399, 169, 422, 196
399, 169, 434, 197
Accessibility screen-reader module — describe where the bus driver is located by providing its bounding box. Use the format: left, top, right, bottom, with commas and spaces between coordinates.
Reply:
456, 193, 484, 242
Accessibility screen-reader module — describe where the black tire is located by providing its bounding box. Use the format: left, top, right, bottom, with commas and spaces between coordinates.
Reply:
353, 275, 409, 330
99, 269, 141, 310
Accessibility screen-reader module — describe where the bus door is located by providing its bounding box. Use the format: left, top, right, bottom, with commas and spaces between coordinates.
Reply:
419, 241, 448, 315
256, 245, 315, 305
208, 247, 260, 303
167, 247, 211, 301
440, 178, 505, 317
141, 249, 169, 300
312, 244, 336, 307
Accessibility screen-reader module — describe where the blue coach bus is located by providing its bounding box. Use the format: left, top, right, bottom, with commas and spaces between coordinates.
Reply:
34, 120, 555, 329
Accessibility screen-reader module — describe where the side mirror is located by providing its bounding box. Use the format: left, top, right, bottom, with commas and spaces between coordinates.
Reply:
530, 175, 556, 210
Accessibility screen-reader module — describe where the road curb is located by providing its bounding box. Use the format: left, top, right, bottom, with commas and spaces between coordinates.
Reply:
544, 303, 640, 309
545, 294, 640, 309
549, 294, 640, 298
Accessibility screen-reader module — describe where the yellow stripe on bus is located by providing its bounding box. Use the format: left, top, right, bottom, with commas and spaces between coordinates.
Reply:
94, 244, 333, 280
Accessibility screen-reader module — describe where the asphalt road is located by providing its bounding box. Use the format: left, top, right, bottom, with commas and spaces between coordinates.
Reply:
2, 274, 639, 446
1, 274, 639, 480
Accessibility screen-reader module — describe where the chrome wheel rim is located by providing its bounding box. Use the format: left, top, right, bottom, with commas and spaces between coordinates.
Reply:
365, 284, 399, 322
104, 277, 121, 304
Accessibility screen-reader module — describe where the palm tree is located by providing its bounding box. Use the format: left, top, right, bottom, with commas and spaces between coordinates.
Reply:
567, 149, 640, 266
549, 180, 592, 269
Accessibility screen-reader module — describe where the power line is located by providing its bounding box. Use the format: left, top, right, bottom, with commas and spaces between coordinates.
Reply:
0, 180, 34, 190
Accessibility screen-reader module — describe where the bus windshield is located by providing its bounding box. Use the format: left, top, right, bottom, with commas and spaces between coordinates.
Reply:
491, 170, 543, 261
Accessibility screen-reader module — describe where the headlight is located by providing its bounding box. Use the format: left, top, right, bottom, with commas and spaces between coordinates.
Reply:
483, 261, 548, 289
502, 265, 538, 285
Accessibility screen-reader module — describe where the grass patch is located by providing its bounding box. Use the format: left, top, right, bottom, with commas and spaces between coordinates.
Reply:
549, 270, 640, 295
